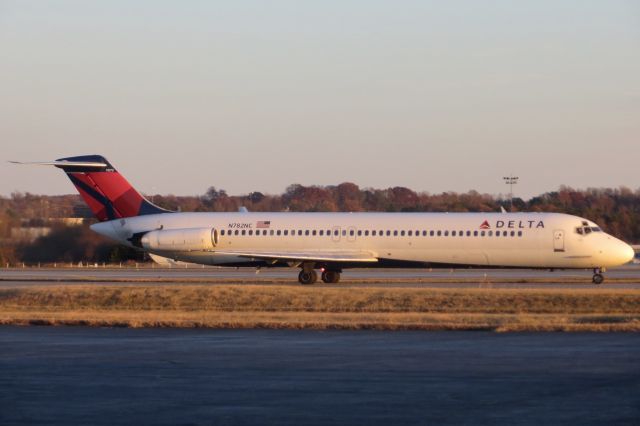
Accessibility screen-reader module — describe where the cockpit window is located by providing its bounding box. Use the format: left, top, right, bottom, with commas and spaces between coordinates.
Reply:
576, 225, 602, 235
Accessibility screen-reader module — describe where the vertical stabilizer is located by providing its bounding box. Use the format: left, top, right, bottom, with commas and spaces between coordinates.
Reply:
54, 155, 171, 221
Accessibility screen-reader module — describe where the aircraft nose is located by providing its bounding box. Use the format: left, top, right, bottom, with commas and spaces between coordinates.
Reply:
599, 237, 635, 267
620, 242, 635, 264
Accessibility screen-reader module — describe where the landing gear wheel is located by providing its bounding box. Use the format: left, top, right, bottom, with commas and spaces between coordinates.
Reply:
321, 270, 341, 284
298, 270, 318, 285
592, 273, 604, 285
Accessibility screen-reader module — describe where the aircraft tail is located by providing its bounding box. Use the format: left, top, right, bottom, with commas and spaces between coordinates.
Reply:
14, 155, 171, 222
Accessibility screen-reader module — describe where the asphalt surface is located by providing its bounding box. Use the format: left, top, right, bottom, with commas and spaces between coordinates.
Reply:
0, 328, 638, 426
1, 266, 640, 289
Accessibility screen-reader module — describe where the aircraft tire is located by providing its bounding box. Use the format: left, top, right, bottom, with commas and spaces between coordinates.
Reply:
592, 273, 604, 285
298, 270, 318, 285
321, 270, 341, 284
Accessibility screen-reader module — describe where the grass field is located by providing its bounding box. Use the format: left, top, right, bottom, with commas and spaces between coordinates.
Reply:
1, 285, 639, 331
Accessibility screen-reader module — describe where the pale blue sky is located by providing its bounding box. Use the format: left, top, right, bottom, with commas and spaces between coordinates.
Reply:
1, 0, 638, 199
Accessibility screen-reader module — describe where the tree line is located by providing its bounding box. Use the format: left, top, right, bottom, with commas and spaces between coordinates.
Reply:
0, 184, 638, 264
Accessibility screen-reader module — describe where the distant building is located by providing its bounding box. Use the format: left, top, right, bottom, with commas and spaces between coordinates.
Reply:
10, 227, 51, 242
51, 218, 86, 226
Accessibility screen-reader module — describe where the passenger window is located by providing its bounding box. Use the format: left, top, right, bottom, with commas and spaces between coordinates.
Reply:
437, 231, 442, 236
334, 230, 339, 236
386, 230, 391, 236
452, 231, 456, 236
445, 231, 449, 236
357, 230, 362, 236
364, 230, 369, 236
584, 227, 592, 234
510, 231, 515, 237
249, 230, 254, 236
342, 230, 347, 236
393, 230, 398, 236
430, 231, 435, 236
220, 230, 225, 236
459, 231, 463, 237
466, 231, 471, 236
495, 231, 499, 237
284, 230, 288, 236
350, 230, 355, 236
372, 230, 376, 236
518, 231, 522, 237
422, 230, 427, 236
241, 230, 246, 236
400, 231, 405, 236
488, 231, 492, 236
407, 230, 412, 236
276, 230, 281, 236
474, 230, 478, 236
318, 230, 323, 236
480, 231, 485, 237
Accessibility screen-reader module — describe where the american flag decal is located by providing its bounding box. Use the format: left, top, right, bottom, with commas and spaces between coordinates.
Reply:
256, 221, 271, 229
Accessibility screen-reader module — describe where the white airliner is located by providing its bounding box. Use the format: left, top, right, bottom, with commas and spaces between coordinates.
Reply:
14, 155, 635, 284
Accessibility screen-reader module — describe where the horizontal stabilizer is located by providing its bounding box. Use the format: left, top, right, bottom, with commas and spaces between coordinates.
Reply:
9, 160, 108, 168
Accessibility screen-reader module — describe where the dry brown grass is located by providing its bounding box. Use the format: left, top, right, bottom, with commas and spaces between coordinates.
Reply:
1, 285, 639, 331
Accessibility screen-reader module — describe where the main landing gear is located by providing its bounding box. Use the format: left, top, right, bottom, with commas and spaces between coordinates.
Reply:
297, 263, 341, 285
298, 270, 318, 285
321, 270, 341, 284
592, 267, 605, 285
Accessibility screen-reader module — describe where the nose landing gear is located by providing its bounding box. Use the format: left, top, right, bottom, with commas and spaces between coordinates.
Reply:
592, 267, 605, 285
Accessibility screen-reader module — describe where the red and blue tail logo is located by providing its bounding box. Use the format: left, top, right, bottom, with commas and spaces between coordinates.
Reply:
56, 155, 170, 222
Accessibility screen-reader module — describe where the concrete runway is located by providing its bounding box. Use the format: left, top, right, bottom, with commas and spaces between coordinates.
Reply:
1, 265, 640, 289
0, 327, 638, 426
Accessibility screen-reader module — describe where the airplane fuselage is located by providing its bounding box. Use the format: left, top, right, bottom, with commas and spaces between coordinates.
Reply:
92, 211, 633, 270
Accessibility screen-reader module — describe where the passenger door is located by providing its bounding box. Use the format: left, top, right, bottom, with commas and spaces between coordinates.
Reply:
553, 230, 565, 252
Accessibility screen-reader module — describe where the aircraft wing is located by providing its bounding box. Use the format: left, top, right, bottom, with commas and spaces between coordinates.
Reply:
213, 249, 379, 263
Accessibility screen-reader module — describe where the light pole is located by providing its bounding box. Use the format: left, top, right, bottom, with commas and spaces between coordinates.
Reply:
503, 175, 519, 211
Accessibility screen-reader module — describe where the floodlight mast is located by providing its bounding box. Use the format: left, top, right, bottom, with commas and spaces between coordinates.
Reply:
503, 175, 519, 211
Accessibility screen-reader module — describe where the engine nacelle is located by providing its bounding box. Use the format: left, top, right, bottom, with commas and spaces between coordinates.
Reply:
141, 228, 218, 252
